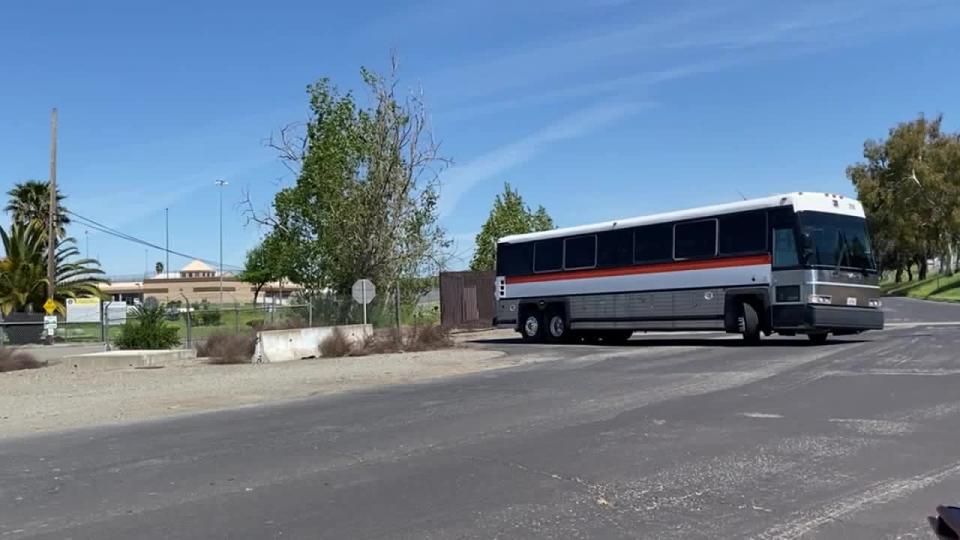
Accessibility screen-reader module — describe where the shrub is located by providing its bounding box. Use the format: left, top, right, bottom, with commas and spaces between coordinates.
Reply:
406, 324, 453, 351
319, 327, 353, 357
350, 325, 451, 356
354, 328, 401, 355
114, 304, 181, 349
0, 348, 45, 372
198, 309, 222, 327
245, 318, 265, 329
196, 333, 256, 364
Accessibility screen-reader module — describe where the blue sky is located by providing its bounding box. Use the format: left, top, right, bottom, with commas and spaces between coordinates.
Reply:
1, 0, 959, 275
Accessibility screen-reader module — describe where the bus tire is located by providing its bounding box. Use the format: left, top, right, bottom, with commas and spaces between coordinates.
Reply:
807, 332, 829, 345
545, 309, 569, 342
740, 301, 761, 344
520, 310, 544, 342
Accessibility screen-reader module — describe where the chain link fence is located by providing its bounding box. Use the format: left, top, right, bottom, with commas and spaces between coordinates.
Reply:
1, 291, 440, 348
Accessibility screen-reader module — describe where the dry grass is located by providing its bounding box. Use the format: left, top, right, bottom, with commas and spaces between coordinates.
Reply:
319, 327, 354, 358
196, 333, 257, 364
348, 325, 452, 356
405, 324, 453, 351
0, 348, 46, 373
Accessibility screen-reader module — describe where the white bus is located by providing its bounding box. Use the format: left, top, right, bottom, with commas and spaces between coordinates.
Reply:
493, 192, 883, 344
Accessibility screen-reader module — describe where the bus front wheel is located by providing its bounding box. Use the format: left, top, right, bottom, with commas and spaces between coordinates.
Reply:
740, 301, 761, 344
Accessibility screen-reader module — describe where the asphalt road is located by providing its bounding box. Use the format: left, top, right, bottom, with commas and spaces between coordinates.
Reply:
2, 297, 960, 539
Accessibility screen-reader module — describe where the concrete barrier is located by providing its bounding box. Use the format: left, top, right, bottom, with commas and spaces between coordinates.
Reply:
255, 324, 371, 363
62, 349, 197, 369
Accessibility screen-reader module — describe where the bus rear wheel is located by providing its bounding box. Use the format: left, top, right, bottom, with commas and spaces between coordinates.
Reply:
545, 309, 569, 342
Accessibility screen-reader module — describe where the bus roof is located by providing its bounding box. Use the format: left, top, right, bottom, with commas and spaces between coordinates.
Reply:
498, 192, 866, 244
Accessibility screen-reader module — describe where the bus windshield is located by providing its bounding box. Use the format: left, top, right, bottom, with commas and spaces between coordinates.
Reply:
799, 211, 876, 272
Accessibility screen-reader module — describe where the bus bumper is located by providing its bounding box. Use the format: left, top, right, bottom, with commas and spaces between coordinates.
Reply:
772, 305, 884, 332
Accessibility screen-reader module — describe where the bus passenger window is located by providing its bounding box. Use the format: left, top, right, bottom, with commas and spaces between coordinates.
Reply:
598, 229, 633, 267
719, 211, 766, 254
533, 238, 563, 272
564, 235, 596, 269
634, 224, 673, 263
674, 220, 717, 259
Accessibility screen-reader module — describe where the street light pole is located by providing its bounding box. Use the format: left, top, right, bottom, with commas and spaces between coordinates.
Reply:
215, 179, 228, 305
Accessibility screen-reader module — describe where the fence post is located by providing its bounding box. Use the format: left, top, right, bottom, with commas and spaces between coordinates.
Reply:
394, 280, 401, 339
235, 303, 240, 335
308, 295, 313, 327
100, 302, 108, 349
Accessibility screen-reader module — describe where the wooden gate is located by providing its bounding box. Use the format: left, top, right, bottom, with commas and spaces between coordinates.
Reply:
439, 271, 495, 329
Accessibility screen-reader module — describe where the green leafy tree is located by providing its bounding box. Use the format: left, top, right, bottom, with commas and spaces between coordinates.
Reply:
237, 236, 285, 306
0, 223, 106, 315
255, 63, 449, 298
5, 180, 70, 238
848, 114, 960, 279
155, 261, 164, 275
470, 183, 555, 271
114, 303, 180, 349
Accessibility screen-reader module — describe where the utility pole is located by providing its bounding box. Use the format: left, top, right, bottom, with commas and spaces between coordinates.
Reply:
215, 179, 228, 305
165, 207, 169, 278
85, 229, 89, 259
46, 108, 58, 345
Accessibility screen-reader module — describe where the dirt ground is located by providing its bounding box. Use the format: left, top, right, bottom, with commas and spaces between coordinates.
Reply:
0, 342, 527, 439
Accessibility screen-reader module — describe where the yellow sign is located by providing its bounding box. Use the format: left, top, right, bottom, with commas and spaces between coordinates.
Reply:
43, 298, 57, 315
72, 297, 100, 305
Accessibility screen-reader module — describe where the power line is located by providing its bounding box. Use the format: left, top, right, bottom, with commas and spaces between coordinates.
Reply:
65, 210, 242, 270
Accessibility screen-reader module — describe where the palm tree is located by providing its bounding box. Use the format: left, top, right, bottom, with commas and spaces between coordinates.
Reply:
5, 180, 70, 238
0, 223, 106, 315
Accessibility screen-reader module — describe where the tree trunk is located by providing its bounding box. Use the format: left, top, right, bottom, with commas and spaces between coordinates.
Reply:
918, 257, 928, 280
895, 267, 903, 283
907, 265, 914, 281
944, 244, 955, 277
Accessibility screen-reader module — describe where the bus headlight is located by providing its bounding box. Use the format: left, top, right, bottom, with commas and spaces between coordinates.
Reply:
868, 299, 882, 308
808, 294, 832, 305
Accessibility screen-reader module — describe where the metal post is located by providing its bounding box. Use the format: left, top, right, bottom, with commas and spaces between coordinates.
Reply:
165, 207, 169, 278
45, 108, 58, 345
235, 302, 239, 335
308, 294, 313, 327
362, 286, 367, 327
215, 179, 228, 305
180, 292, 192, 349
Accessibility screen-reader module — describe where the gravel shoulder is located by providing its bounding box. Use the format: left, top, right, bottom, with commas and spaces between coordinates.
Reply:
0, 346, 520, 439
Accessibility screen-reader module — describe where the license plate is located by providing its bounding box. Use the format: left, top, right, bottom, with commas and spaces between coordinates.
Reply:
846, 297, 857, 306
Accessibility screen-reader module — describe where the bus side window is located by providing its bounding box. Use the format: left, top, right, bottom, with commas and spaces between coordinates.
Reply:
773, 229, 799, 267
533, 238, 564, 272
598, 229, 633, 267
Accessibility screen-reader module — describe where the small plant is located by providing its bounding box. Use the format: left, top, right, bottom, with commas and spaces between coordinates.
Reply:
245, 318, 265, 329
114, 303, 181, 349
319, 327, 353, 357
0, 348, 45, 372
196, 333, 256, 364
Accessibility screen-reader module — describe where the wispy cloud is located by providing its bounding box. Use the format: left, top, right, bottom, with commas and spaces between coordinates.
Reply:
438, 101, 652, 217
427, 3, 736, 103
428, 0, 958, 122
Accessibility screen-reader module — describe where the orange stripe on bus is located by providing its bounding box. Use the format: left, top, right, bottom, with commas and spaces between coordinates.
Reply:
506, 254, 772, 284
